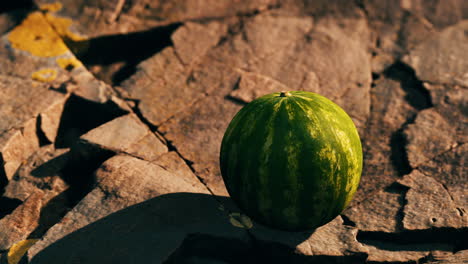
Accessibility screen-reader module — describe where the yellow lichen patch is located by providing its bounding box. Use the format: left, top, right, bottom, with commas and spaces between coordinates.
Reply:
31, 68, 58, 82
56, 57, 82, 70
44, 13, 86, 42
8, 12, 69, 57
39, 2, 63, 12
8, 239, 39, 264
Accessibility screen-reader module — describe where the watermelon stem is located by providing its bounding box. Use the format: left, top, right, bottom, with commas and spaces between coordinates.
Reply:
279, 91, 291, 97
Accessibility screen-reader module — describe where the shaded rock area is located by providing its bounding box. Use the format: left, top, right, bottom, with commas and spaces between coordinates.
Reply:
0, 0, 467, 263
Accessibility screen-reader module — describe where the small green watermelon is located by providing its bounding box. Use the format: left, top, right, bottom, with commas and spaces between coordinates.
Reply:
220, 91, 362, 231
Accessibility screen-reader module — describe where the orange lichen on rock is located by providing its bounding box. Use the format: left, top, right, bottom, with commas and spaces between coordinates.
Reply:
31, 69, 58, 82
56, 57, 83, 70
39, 2, 63, 12
8, 12, 69, 57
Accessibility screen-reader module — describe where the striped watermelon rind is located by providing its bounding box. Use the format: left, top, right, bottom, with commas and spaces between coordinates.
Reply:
220, 91, 362, 231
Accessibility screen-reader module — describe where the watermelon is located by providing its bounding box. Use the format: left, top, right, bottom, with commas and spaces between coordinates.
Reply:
220, 91, 362, 231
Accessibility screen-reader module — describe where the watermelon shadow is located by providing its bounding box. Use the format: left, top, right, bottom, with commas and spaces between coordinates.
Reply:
31, 193, 365, 264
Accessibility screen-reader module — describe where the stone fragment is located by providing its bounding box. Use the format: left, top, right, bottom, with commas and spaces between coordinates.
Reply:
363, 0, 466, 73
39, 96, 69, 143
245, 15, 371, 130
3, 145, 69, 202
28, 154, 210, 258
78, 114, 167, 161
403, 20, 468, 87
398, 170, 467, 230
0, 75, 65, 134
404, 108, 457, 168
171, 21, 228, 65
229, 71, 290, 103
427, 250, 468, 264
153, 151, 203, 190
351, 76, 416, 204
418, 143, 467, 207
362, 240, 453, 263
423, 83, 468, 143
0, 118, 40, 181
121, 47, 196, 126
34, 0, 277, 37
0, 191, 44, 251
343, 188, 403, 233
159, 95, 242, 196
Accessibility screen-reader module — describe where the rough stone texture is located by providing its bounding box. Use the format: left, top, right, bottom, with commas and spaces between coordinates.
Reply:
34, 0, 278, 37
353, 75, 419, 204
362, 240, 453, 263
121, 46, 213, 126
398, 170, 467, 230
427, 250, 468, 264
3, 145, 69, 202
229, 70, 291, 103
364, 0, 468, 73
0, 75, 65, 137
160, 94, 241, 196
0, 118, 41, 181
423, 83, 468, 144
0, 1, 467, 263
78, 114, 168, 160
28, 154, 210, 258
153, 151, 204, 189
403, 20, 468, 87
418, 143, 467, 208
404, 108, 457, 168
39, 96, 70, 143
0, 191, 44, 250
344, 188, 403, 233
171, 21, 228, 66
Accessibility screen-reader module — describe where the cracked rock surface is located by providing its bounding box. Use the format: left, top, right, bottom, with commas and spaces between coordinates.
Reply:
0, 0, 467, 263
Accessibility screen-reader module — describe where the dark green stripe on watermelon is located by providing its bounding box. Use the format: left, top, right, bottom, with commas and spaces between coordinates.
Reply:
220, 91, 362, 231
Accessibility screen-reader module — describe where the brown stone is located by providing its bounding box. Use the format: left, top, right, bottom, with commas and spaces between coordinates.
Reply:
39, 96, 69, 143
398, 170, 467, 230
3, 145, 69, 202
344, 188, 403, 233
0, 118, 40, 181
159, 94, 242, 196
28, 154, 210, 258
121, 47, 199, 126
427, 250, 468, 264
404, 108, 457, 168
171, 21, 228, 66
244, 13, 371, 130
229, 70, 291, 103
351, 76, 417, 205
0, 75, 65, 135
418, 143, 467, 208
153, 151, 204, 190
362, 240, 453, 263
77, 114, 167, 161
35, 0, 277, 37
423, 83, 468, 143
403, 20, 468, 87
0, 191, 44, 250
